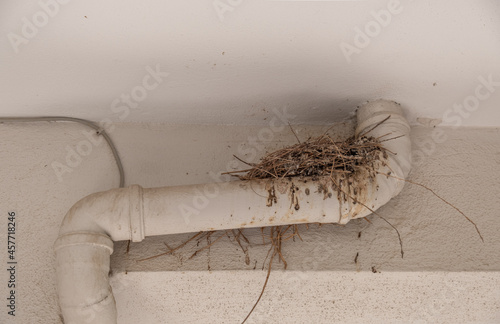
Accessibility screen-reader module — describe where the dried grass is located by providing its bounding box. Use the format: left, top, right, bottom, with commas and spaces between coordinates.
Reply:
224, 130, 389, 181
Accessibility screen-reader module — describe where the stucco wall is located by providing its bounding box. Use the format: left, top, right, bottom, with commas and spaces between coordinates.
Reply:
0, 121, 499, 323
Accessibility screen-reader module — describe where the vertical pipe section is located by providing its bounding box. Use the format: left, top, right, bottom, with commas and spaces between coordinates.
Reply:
54, 233, 115, 324
54, 186, 144, 324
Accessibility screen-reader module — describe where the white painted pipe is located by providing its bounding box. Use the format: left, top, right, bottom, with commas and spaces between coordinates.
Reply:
54, 100, 411, 323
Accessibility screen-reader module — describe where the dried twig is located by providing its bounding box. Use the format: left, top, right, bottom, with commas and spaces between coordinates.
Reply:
288, 123, 301, 144
136, 231, 203, 262
358, 115, 391, 138
189, 234, 225, 259
377, 171, 484, 242
330, 175, 404, 258
241, 250, 275, 324
242, 224, 301, 323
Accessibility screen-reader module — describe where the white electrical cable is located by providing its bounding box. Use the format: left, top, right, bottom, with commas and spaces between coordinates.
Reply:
0, 117, 125, 188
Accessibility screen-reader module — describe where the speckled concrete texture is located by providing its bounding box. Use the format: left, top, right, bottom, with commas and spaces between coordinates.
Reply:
112, 271, 500, 324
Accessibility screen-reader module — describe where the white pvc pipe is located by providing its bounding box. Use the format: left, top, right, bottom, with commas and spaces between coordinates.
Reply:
54, 100, 411, 323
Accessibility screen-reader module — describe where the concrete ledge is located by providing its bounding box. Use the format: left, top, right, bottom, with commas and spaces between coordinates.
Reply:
112, 271, 500, 324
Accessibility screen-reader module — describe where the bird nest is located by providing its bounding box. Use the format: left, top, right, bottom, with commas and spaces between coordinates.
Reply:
227, 132, 388, 181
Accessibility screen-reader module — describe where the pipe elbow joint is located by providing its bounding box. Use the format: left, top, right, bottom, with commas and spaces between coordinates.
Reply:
54, 185, 145, 324
57, 184, 145, 242
356, 99, 412, 193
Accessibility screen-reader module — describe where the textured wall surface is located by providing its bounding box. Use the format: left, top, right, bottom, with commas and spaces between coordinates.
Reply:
0, 121, 499, 323
112, 271, 500, 324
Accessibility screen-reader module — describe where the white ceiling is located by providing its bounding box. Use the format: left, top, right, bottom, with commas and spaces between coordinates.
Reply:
1, 0, 499, 126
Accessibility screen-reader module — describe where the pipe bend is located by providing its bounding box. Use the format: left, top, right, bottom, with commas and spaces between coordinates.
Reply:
356, 99, 412, 179
57, 184, 145, 242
